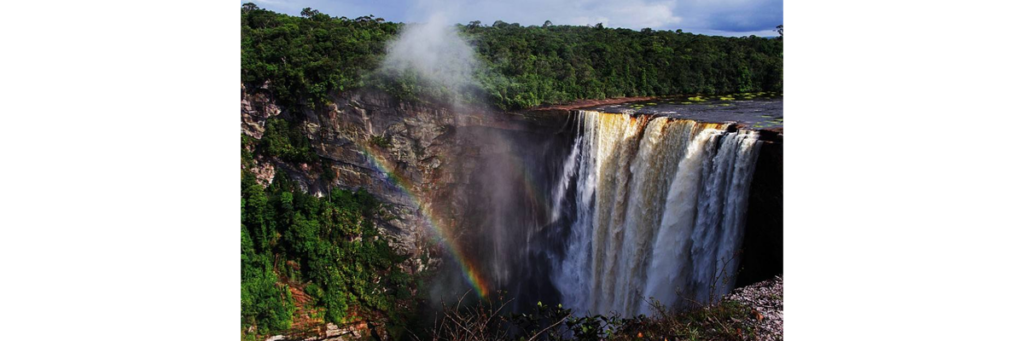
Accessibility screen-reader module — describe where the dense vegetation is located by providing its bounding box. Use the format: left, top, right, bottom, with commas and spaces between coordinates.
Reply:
241, 4, 781, 112
241, 169, 413, 339
467, 23, 782, 109
241, 4, 399, 110
259, 118, 318, 163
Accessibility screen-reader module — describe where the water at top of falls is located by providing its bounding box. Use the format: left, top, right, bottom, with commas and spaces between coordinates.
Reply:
550, 110, 763, 317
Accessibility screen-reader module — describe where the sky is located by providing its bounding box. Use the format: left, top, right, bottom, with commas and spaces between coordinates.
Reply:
245, 0, 782, 37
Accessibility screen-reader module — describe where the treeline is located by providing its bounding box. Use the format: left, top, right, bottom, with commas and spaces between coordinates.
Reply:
241, 4, 399, 110
241, 4, 782, 112
241, 169, 413, 339
468, 22, 782, 109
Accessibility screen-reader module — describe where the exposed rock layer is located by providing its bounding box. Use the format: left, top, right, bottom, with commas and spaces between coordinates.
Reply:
241, 84, 568, 263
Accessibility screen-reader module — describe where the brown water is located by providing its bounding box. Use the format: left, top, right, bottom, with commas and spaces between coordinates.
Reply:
581, 94, 783, 130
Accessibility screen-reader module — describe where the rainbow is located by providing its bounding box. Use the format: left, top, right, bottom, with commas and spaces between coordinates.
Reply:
356, 143, 491, 298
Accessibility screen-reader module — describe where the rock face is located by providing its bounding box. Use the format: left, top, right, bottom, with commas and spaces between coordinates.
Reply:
241, 84, 568, 266
303, 90, 461, 259
264, 322, 368, 341
242, 84, 453, 260
736, 130, 783, 287
241, 82, 282, 139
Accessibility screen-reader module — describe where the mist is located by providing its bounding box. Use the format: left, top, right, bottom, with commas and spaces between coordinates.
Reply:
378, 13, 566, 312
380, 13, 487, 306
381, 13, 481, 108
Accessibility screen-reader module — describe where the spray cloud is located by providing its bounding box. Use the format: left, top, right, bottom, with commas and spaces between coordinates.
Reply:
381, 13, 481, 108
378, 10, 557, 313
379, 11, 492, 305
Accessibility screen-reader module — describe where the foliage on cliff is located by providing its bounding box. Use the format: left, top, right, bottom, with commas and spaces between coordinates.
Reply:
241, 4, 782, 111
241, 134, 256, 168
241, 170, 413, 338
260, 118, 317, 163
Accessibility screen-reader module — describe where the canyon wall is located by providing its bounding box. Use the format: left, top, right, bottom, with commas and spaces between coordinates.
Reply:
241, 84, 782, 314
241, 84, 568, 271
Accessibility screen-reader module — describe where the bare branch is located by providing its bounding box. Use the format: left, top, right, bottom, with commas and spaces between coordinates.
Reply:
527, 315, 569, 341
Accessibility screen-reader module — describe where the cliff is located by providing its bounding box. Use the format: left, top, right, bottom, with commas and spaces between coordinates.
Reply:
241, 83, 569, 268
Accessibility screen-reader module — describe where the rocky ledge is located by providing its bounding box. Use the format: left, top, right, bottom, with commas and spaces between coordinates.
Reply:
726, 275, 784, 341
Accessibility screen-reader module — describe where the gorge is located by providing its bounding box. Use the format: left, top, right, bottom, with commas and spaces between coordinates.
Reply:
242, 86, 783, 320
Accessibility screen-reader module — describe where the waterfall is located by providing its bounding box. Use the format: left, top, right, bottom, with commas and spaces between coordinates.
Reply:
551, 110, 762, 316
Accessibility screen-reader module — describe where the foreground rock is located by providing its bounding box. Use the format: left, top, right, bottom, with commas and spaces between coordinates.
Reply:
726, 275, 783, 341
265, 323, 367, 341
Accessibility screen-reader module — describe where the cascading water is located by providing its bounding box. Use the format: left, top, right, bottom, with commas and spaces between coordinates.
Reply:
550, 110, 763, 316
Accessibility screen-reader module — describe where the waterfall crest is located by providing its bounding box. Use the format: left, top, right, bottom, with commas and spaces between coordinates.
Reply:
552, 110, 762, 316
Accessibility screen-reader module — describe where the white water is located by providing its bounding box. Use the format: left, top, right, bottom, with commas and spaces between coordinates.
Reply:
551, 111, 762, 316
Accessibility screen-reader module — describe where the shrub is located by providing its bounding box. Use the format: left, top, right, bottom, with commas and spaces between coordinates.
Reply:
260, 118, 317, 163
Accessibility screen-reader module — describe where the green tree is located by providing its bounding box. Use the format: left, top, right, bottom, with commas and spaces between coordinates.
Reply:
300, 7, 320, 18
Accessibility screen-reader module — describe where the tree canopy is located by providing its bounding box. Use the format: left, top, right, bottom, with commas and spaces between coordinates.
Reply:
241, 4, 782, 112
241, 5, 400, 110
464, 21, 782, 109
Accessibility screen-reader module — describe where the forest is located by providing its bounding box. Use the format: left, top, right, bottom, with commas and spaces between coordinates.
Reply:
241, 4, 782, 112
241, 167, 414, 339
